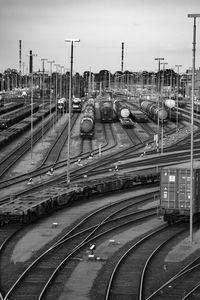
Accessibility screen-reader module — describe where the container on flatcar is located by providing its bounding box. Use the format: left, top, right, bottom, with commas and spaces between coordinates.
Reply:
160, 161, 200, 223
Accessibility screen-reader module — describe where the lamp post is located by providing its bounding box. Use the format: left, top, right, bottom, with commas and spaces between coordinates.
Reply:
60, 66, 64, 98
54, 63, 60, 118
155, 57, 164, 152
47, 60, 55, 132
175, 64, 182, 131
41, 58, 48, 144
188, 14, 200, 243
28, 50, 37, 164
160, 62, 168, 154
65, 38, 80, 184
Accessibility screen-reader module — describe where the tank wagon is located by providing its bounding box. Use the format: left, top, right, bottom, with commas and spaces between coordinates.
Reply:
57, 98, 68, 113
99, 101, 115, 122
0, 103, 39, 130
140, 101, 168, 124
113, 100, 131, 120
72, 97, 82, 113
164, 99, 182, 122
160, 160, 200, 224
0, 170, 160, 225
80, 98, 95, 138
131, 109, 148, 123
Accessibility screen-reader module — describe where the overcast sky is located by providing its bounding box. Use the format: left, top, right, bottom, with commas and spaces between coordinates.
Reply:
0, 0, 200, 74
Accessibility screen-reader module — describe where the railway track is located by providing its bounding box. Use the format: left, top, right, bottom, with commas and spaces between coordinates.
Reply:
0, 191, 157, 300
104, 224, 187, 300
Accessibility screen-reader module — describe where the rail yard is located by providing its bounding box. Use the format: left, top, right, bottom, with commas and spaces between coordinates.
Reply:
1, 2, 200, 295
0, 84, 200, 300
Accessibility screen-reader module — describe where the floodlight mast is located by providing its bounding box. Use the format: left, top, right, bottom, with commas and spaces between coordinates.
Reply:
187, 14, 200, 243
65, 38, 80, 184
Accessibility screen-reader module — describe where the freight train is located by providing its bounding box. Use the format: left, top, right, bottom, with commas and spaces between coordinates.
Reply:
160, 161, 200, 224
80, 98, 95, 138
0, 169, 160, 225
72, 97, 82, 113
0, 103, 39, 130
140, 101, 168, 124
99, 101, 116, 122
57, 98, 68, 113
0, 104, 55, 148
164, 99, 182, 122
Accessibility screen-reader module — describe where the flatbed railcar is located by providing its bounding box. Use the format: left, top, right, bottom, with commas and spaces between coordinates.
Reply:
0, 103, 39, 130
160, 160, 200, 224
99, 101, 115, 122
119, 117, 135, 128
0, 102, 24, 115
0, 170, 160, 225
0, 105, 55, 148
140, 100, 168, 124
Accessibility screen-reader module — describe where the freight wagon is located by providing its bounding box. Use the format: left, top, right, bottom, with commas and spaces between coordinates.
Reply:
72, 97, 82, 113
131, 109, 148, 123
0, 105, 54, 148
113, 100, 131, 120
119, 117, 135, 127
99, 101, 115, 122
164, 99, 182, 122
140, 101, 168, 124
0, 103, 39, 130
160, 161, 200, 224
171, 94, 187, 108
0, 170, 160, 225
57, 98, 68, 113
0, 102, 24, 115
